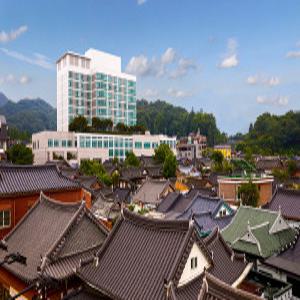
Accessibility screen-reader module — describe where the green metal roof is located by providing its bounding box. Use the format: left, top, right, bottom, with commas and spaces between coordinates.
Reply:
221, 206, 297, 258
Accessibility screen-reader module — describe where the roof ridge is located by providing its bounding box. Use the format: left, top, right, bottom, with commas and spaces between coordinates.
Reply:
40, 192, 83, 209
42, 200, 86, 266
122, 209, 189, 231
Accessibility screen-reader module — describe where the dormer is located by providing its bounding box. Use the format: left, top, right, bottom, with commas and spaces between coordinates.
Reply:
269, 211, 290, 234
178, 242, 210, 287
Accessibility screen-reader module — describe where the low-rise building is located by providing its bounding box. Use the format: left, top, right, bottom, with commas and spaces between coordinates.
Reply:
177, 130, 207, 160
74, 209, 252, 299
0, 192, 108, 299
218, 174, 274, 206
32, 130, 176, 164
0, 164, 85, 238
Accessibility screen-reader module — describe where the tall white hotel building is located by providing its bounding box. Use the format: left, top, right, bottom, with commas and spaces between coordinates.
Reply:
32, 49, 176, 164
56, 49, 137, 132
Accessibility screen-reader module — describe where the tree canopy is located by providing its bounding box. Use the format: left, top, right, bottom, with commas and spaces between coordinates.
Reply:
124, 151, 140, 167
239, 181, 259, 207
163, 153, 177, 178
137, 99, 227, 146
235, 111, 300, 155
7, 144, 34, 165
154, 143, 173, 163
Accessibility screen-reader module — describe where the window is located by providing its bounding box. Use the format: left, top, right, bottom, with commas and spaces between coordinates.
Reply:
54, 140, 59, 147
191, 257, 198, 270
0, 210, 10, 228
135, 141, 142, 149
62, 140, 67, 147
144, 142, 151, 149
48, 139, 53, 147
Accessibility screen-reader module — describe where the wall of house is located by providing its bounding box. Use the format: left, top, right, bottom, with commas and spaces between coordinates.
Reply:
258, 182, 273, 206
0, 189, 83, 239
178, 243, 210, 287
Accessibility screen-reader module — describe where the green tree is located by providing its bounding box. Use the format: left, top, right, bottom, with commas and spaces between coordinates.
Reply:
112, 171, 120, 189
272, 168, 288, 183
124, 151, 140, 167
287, 160, 297, 178
211, 150, 224, 171
69, 116, 88, 132
163, 153, 177, 178
7, 144, 33, 165
239, 181, 259, 207
154, 144, 173, 163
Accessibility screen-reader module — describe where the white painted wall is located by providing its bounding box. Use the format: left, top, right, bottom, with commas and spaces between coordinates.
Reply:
178, 243, 210, 287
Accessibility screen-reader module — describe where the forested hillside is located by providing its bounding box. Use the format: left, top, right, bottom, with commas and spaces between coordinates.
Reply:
235, 111, 300, 155
137, 99, 227, 146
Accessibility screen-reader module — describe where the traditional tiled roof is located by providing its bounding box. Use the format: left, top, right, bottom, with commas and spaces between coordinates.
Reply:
120, 166, 145, 181
221, 206, 298, 258
133, 179, 173, 205
0, 164, 80, 197
158, 189, 199, 217
77, 210, 250, 300
145, 165, 163, 178
0, 193, 108, 283
194, 213, 234, 235
263, 188, 300, 221
255, 158, 283, 171
139, 155, 158, 167
264, 234, 300, 277
198, 272, 260, 300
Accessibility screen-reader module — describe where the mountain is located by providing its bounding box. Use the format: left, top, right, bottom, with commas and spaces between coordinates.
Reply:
0, 92, 9, 107
137, 99, 227, 146
0, 93, 56, 134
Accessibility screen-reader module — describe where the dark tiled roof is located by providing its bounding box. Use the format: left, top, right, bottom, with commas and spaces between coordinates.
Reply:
77, 210, 249, 300
265, 234, 300, 277
255, 158, 283, 171
133, 179, 173, 205
0, 193, 108, 282
76, 175, 99, 190
120, 167, 145, 181
194, 213, 234, 234
157, 192, 181, 213
198, 272, 260, 300
0, 164, 80, 197
263, 188, 300, 220
145, 165, 163, 178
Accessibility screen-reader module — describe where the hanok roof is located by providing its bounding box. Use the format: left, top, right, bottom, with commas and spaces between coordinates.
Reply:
0, 164, 80, 197
120, 166, 145, 181
255, 158, 283, 171
77, 211, 250, 300
264, 234, 300, 277
221, 206, 298, 258
133, 179, 173, 205
145, 165, 163, 178
0, 193, 108, 283
263, 188, 300, 221
198, 272, 260, 300
158, 189, 199, 216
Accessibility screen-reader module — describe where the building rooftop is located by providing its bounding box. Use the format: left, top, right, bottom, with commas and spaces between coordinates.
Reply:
0, 193, 108, 282
77, 210, 249, 300
221, 206, 298, 258
263, 188, 300, 221
0, 164, 80, 197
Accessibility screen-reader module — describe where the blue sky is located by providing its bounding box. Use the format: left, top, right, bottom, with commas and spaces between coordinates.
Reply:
0, 0, 300, 134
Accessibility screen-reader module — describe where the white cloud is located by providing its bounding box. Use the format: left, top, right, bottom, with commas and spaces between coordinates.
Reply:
0, 48, 54, 70
0, 74, 31, 85
286, 51, 300, 58
137, 0, 147, 5
256, 95, 288, 106
218, 38, 239, 69
169, 58, 197, 79
246, 74, 280, 87
219, 54, 238, 68
161, 48, 176, 65
126, 48, 197, 79
126, 55, 152, 76
167, 88, 192, 99
126, 48, 178, 78
0, 25, 28, 43
141, 88, 159, 98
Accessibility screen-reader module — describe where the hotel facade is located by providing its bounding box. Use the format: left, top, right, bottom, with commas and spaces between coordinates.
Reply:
57, 48, 137, 132
32, 131, 176, 165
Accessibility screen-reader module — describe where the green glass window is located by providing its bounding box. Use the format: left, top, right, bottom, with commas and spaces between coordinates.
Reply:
97, 139, 102, 148
67, 140, 72, 147
54, 140, 59, 147
109, 149, 113, 157
135, 141, 142, 149
92, 137, 97, 148
48, 139, 53, 147
62, 140, 67, 147
144, 142, 151, 149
